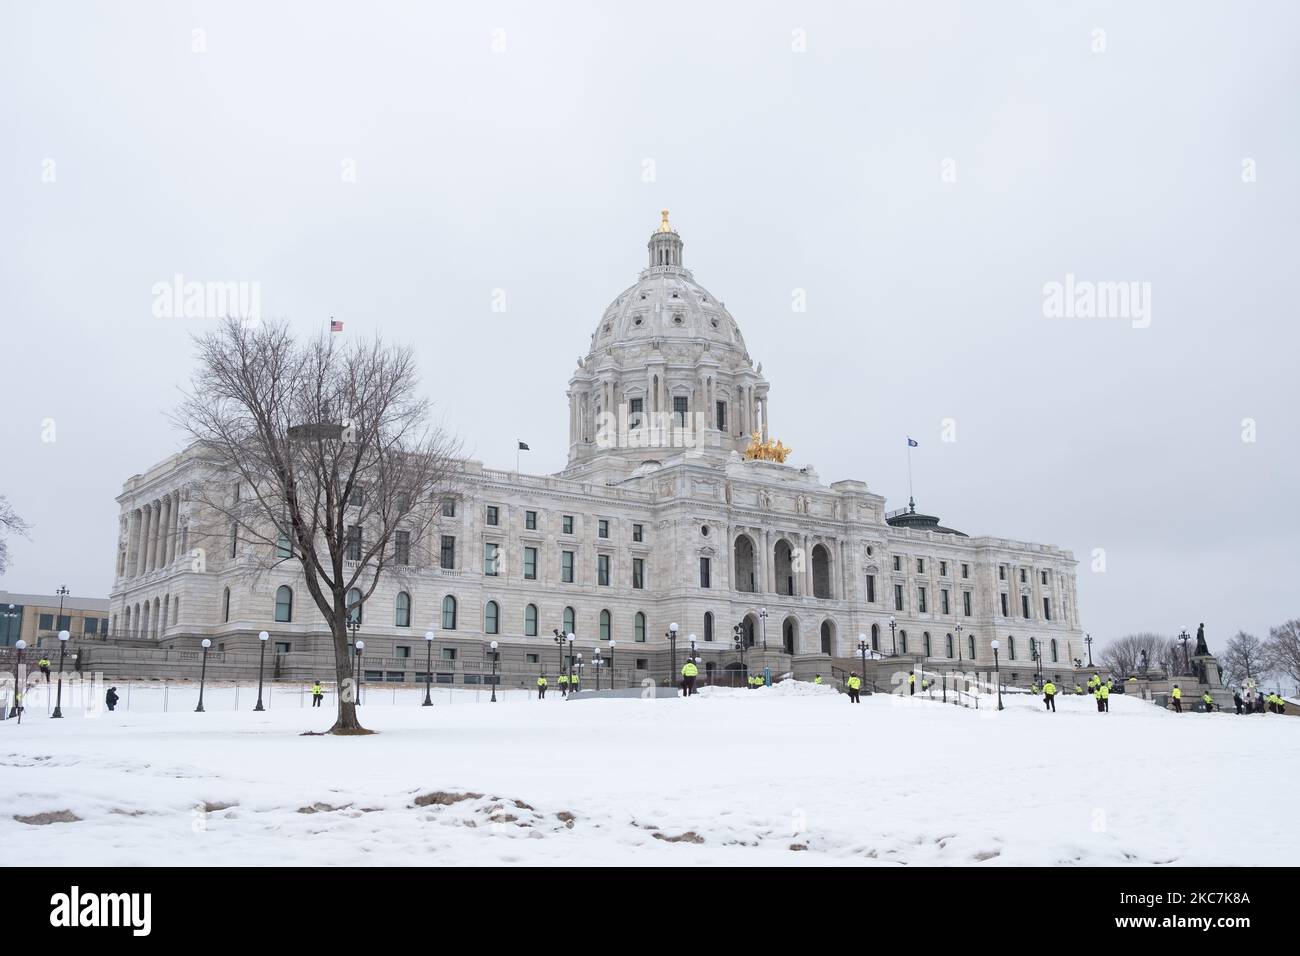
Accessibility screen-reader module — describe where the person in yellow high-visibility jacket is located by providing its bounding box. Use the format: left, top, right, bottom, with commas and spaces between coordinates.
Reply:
1099, 682, 1110, 712
813, 674, 823, 685
1042, 680, 1057, 712
536, 674, 547, 700
846, 672, 862, 704
1202, 691, 1214, 712
1171, 684, 1183, 713
557, 672, 569, 696
311, 680, 324, 707
681, 659, 699, 696
908, 673, 916, 696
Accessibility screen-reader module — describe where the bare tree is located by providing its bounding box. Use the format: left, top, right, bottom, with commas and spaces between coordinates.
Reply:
1266, 619, 1300, 694
0, 495, 32, 576
1098, 632, 1168, 678
176, 318, 460, 734
1219, 631, 1271, 688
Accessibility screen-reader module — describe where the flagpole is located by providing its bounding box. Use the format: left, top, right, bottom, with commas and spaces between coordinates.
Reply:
907, 440, 914, 505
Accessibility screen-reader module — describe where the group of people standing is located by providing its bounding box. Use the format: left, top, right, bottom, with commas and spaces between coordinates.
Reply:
535, 673, 583, 698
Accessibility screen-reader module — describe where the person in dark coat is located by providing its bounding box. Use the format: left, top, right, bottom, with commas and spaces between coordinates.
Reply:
105, 686, 119, 711
1233, 691, 1243, 715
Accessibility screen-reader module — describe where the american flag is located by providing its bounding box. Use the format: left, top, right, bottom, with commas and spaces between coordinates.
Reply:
330, 319, 344, 333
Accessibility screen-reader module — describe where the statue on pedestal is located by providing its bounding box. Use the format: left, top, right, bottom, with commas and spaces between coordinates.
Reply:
1194, 623, 1209, 657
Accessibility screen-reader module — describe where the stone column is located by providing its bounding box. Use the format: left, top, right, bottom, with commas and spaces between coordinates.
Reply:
802, 534, 813, 597
126, 510, 140, 577
150, 500, 162, 570
171, 492, 181, 563
159, 497, 171, 567
137, 505, 152, 575
760, 397, 769, 442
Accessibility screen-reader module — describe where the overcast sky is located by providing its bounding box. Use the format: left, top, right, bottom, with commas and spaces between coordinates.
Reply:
2, 1, 1296, 650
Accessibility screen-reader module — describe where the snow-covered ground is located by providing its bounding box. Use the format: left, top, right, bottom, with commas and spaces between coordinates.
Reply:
3, 681, 1296, 866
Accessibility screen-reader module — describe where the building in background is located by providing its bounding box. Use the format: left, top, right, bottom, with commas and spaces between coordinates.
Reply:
0, 591, 111, 649
104, 214, 1085, 687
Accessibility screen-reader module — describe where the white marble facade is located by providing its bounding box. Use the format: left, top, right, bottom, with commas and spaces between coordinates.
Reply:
108, 215, 1084, 680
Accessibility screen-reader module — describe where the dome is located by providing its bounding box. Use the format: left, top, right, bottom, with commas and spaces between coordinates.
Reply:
587, 211, 750, 360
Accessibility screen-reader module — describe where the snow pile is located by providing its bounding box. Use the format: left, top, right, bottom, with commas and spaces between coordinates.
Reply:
2, 687, 1296, 866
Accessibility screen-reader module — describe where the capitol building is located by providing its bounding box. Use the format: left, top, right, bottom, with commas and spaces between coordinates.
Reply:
105, 214, 1085, 689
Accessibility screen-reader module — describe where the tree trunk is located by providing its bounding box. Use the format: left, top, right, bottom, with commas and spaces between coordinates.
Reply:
328, 615, 370, 734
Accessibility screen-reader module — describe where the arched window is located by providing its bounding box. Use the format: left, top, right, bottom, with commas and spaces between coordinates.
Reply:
899, 630, 908, 654
945, 632, 953, 658
525, 604, 538, 637
634, 612, 646, 643
485, 601, 499, 635
274, 585, 293, 623
704, 611, 714, 642
395, 591, 411, 628
1008, 636, 1017, 660
563, 606, 575, 635
346, 588, 362, 625
1050, 638, 1058, 662
969, 634, 976, 660
442, 595, 457, 630
600, 609, 611, 641
923, 632, 932, 657
871, 623, 879, 652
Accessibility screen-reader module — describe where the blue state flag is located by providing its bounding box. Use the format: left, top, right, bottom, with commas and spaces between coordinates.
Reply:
907, 437, 919, 447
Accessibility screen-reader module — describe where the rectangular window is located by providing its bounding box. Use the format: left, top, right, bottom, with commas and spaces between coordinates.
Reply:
963, 591, 972, 617
526, 653, 539, 664
230, 522, 238, 558
486, 506, 499, 526
274, 641, 291, 655
917, 558, 925, 574
673, 395, 688, 426
525, 510, 537, 531
632, 523, 643, 542
463, 674, 481, 685
484, 542, 499, 576
345, 525, 361, 561
629, 397, 643, 429
999, 565, 1006, 581
85, 618, 99, 635
1041, 570, 1048, 585
395, 646, 411, 659
866, 574, 876, 603
893, 555, 901, 572
1022, 594, 1031, 618
597, 554, 610, 586
561, 550, 575, 583
440, 535, 456, 569
441, 647, 457, 661
1043, 597, 1051, 621
1000, 593, 1009, 616
699, 557, 711, 589
632, 557, 644, 590
941, 589, 950, 615
563, 515, 574, 535
598, 519, 609, 538
716, 400, 727, 431
524, 546, 538, 580
441, 498, 456, 517
894, 584, 904, 611
393, 530, 410, 566
1020, 568, 1027, 583
918, 587, 927, 613
961, 563, 969, 579
636, 658, 649, 670
39, 613, 53, 630
56, 614, 70, 632
436, 672, 454, 684
939, 560, 947, 576
276, 533, 292, 559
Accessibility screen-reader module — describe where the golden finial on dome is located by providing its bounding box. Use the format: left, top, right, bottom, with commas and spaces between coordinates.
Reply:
658, 209, 672, 233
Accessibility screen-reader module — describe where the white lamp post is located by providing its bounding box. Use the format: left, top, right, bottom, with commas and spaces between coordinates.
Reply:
195, 638, 212, 712
423, 630, 435, 706
254, 630, 269, 711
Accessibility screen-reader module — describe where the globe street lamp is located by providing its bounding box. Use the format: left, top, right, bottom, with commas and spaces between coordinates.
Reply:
856, 632, 869, 687
423, 630, 435, 706
8, 639, 27, 720
1178, 627, 1191, 674
195, 638, 211, 712
1084, 633, 1094, 667
254, 630, 269, 711
592, 646, 603, 691
955, 623, 964, 668
51, 630, 71, 718
758, 607, 768, 651
488, 640, 499, 702
991, 639, 1003, 711
354, 639, 366, 707
888, 615, 897, 657
609, 640, 616, 689
666, 622, 679, 687
53, 585, 70, 645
